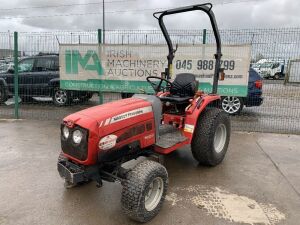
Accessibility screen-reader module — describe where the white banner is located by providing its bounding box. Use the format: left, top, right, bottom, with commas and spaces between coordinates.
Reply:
59, 44, 251, 96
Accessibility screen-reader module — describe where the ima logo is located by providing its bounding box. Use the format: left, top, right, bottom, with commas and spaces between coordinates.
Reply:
65, 50, 104, 75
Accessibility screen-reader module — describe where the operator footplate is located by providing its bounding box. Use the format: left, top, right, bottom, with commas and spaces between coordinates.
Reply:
156, 124, 187, 148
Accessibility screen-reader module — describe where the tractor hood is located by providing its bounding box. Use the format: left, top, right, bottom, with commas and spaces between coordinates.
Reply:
63, 96, 154, 137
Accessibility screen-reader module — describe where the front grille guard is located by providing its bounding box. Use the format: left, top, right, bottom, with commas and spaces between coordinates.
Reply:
61, 124, 89, 161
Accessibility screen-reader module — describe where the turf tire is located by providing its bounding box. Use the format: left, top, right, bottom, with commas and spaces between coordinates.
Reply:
121, 160, 168, 223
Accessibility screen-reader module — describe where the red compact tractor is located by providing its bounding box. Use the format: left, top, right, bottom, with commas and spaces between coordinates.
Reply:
58, 3, 230, 223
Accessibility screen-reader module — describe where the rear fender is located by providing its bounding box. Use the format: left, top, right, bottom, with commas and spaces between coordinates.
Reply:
183, 95, 221, 140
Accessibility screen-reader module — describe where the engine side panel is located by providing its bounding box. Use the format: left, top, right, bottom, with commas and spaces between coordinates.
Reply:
98, 119, 155, 163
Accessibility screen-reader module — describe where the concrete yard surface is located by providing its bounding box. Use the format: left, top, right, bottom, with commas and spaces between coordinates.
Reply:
0, 119, 299, 225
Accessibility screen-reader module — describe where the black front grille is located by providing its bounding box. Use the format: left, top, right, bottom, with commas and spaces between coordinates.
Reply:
61, 124, 89, 161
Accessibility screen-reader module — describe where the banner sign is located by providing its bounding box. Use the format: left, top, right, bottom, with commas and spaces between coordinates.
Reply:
59, 44, 251, 96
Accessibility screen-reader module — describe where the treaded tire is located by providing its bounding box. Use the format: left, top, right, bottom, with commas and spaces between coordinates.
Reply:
121, 160, 168, 223
0, 85, 8, 104
191, 108, 231, 166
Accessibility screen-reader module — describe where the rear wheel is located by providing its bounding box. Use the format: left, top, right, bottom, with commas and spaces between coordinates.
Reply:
191, 108, 230, 166
0, 85, 8, 103
221, 96, 243, 115
121, 160, 168, 222
79, 92, 93, 102
85, 92, 93, 100
274, 73, 280, 80
53, 88, 71, 106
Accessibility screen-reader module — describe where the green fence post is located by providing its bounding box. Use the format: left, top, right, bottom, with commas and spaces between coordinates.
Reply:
98, 28, 102, 44
14, 31, 19, 119
97, 29, 104, 104
202, 29, 207, 44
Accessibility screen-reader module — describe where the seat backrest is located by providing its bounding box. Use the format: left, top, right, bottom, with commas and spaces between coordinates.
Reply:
170, 73, 198, 97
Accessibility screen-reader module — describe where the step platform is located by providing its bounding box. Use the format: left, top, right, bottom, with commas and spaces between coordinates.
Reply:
155, 124, 187, 149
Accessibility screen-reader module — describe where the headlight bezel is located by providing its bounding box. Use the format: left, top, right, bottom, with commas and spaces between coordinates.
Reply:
61, 123, 89, 161
72, 129, 83, 144
62, 126, 70, 139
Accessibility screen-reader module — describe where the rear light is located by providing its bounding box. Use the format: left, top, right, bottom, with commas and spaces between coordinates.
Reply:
255, 80, 263, 89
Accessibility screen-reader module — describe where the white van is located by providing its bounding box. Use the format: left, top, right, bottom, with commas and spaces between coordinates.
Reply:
252, 59, 285, 80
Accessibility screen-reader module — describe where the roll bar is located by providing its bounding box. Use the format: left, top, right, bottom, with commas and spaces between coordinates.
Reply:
153, 3, 222, 94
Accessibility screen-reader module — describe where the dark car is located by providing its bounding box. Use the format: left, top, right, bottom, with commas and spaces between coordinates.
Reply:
0, 54, 93, 106
221, 68, 263, 115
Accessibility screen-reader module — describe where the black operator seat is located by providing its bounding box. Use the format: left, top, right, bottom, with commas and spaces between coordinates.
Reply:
160, 73, 198, 103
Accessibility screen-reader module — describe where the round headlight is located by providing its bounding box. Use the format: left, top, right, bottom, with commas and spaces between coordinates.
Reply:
62, 126, 69, 139
72, 130, 83, 144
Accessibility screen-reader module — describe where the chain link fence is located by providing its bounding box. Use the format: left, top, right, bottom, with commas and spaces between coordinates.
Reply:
0, 28, 299, 134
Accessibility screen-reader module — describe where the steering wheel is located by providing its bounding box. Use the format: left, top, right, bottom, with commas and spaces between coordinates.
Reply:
146, 76, 173, 93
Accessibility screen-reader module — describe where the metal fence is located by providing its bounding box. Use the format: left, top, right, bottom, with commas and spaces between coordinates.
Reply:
0, 28, 300, 134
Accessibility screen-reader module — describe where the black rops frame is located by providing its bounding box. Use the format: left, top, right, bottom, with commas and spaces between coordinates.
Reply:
153, 3, 222, 94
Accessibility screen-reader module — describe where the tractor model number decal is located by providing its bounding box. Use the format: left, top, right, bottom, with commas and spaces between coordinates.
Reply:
99, 134, 118, 150
110, 106, 152, 124
144, 133, 154, 140
184, 124, 195, 133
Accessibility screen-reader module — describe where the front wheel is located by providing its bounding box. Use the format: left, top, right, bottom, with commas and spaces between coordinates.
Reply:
53, 88, 71, 106
191, 108, 231, 166
221, 96, 244, 115
121, 160, 168, 223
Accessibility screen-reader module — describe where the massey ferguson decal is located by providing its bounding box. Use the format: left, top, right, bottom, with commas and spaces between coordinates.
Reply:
99, 134, 118, 150
110, 106, 152, 124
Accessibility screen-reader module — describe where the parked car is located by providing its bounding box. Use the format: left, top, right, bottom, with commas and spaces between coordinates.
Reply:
0, 53, 93, 106
221, 68, 263, 115
252, 59, 285, 80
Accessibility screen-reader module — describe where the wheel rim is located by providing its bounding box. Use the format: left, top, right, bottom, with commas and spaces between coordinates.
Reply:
55, 90, 67, 104
145, 177, 164, 211
214, 124, 227, 153
222, 96, 241, 114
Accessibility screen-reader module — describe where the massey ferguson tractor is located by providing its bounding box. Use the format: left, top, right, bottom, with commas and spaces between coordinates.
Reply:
57, 3, 230, 223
